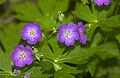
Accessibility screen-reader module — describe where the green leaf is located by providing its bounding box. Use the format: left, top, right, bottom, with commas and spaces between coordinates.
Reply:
92, 1, 117, 20
48, 37, 65, 59
95, 42, 120, 60
86, 59, 99, 77
56, 46, 95, 64
40, 41, 54, 61
116, 34, 120, 43
0, 23, 24, 52
0, 52, 12, 74
73, 3, 97, 22
54, 71, 75, 78
58, 64, 80, 74
90, 32, 103, 47
27, 66, 52, 78
99, 15, 120, 31
38, 0, 69, 18
94, 58, 120, 78
0, 0, 6, 4
85, 23, 98, 41
11, 1, 41, 22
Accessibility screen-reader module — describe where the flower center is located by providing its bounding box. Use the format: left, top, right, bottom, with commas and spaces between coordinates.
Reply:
19, 52, 26, 59
29, 30, 35, 36
64, 30, 72, 38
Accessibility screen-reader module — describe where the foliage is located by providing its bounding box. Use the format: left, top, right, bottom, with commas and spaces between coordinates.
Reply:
0, 0, 120, 78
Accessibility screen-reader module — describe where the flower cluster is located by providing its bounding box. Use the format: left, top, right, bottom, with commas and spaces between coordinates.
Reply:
94, 0, 110, 6
57, 22, 87, 46
11, 21, 87, 68
11, 22, 42, 67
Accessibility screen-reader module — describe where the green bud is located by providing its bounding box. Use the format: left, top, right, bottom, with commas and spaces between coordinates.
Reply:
53, 63, 62, 71
53, 28, 57, 33
81, 0, 89, 4
33, 48, 43, 61
33, 48, 38, 53
58, 11, 65, 22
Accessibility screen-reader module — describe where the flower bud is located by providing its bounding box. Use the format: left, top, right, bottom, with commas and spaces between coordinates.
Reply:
58, 11, 65, 22
54, 63, 62, 71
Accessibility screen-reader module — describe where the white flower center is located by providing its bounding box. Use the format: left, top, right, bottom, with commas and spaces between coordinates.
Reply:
19, 52, 26, 59
29, 30, 35, 36
64, 30, 72, 38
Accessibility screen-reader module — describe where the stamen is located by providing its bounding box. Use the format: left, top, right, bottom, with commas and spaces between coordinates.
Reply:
19, 52, 26, 59
29, 30, 35, 36
64, 30, 71, 37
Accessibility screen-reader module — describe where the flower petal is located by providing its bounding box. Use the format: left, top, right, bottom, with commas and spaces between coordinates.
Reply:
78, 21, 83, 28
25, 56, 34, 65
103, 0, 110, 5
34, 31, 42, 41
94, 0, 103, 6
57, 33, 65, 43
72, 32, 79, 40
11, 51, 19, 62
15, 59, 25, 67
65, 37, 75, 46
80, 34, 87, 44
67, 22, 77, 31
58, 24, 66, 32
27, 38, 37, 44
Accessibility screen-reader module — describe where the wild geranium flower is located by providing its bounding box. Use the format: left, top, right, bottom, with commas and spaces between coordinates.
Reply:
94, 0, 110, 6
77, 21, 87, 44
11, 45, 34, 67
57, 22, 79, 46
21, 22, 42, 44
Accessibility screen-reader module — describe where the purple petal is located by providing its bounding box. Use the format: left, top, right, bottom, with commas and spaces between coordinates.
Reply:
57, 33, 65, 43
58, 24, 66, 32
78, 21, 86, 33
25, 56, 34, 65
27, 38, 37, 44
65, 38, 75, 46
14, 45, 23, 51
21, 30, 29, 40
15, 59, 25, 67
11, 52, 19, 62
25, 46, 34, 54
67, 22, 77, 31
35, 32, 42, 41
80, 34, 87, 44
33, 22, 41, 30
78, 21, 83, 28
78, 25, 86, 33
72, 32, 79, 40
24, 23, 32, 30
94, 0, 103, 6
103, 0, 110, 5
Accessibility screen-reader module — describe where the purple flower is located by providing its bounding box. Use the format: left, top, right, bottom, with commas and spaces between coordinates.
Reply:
94, 0, 110, 6
57, 22, 79, 46
21, 22, 42, 44
11, 45, 34, 67
77, 22, 87, 44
